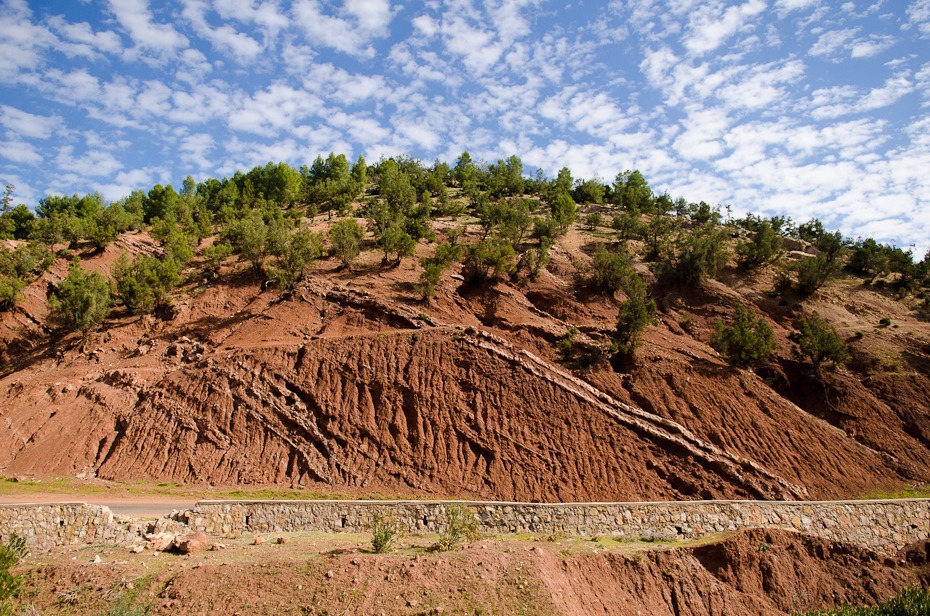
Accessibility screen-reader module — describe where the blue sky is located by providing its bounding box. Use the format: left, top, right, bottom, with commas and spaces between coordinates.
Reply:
1, 0, 928, 255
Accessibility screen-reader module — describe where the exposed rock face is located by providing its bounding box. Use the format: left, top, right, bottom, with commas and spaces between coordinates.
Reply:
0, 230, 928, 502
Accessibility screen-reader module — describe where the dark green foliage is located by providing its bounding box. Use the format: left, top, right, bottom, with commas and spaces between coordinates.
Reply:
712, 304, 776, 367
48, 260, 111, 332
590, 244, 633, 294
612, 170, 653, 212
548, 189, 577, 234
379, 223, 416, 265
202, 242, 233, 279
328, 218, 365, 268
37, 192, 102, 220
613, 274, 658, 356
0, 204, 35, 240
377, 159, 417, 213
0, 243, 53, 311
303, 153, 359, 214
611, 209, 644, 241
737, 220, 782, 270
453, 151, 479, 191
799, 586, 930, 615
686, 201, 721, 224
112, 253, 180, 316
793, 254, 841, 296
791, 312, 849, 373
584, 212, 603, 230
0, 535, 25, 606
142, 184, 181, 223
486, 155, 525, 198
465, 237, 516, 282
572, 178, 606, 205
266, 229, 323, 290
659, 225, 729, 286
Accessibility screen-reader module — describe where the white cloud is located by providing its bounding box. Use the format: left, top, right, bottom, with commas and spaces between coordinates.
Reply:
228, 83, 324, 134
0, 105, 60, 139
684, 0, 766, 56
809, 27, 857, 58
181, 0, 264, 62
107, 0, 189, 60
850, 34, 895, 58
292, 0, 394, 58
55, 144, 124, 177
905, 0, 930, 35
0, 139, 41, 164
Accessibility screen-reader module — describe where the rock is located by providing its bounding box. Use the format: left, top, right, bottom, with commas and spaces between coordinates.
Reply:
276, 536, 289, 544
325, 570, 334, 579
253, 537, 266, 545
145, 532, 176, 552
173, 532, 210, 554
129, 545, 144, 554
92, 554, 101, 564
210, 543, 227, 551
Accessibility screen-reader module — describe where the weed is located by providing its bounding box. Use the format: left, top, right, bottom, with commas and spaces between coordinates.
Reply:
369, 511, 403, 553
434, 505, 479, 552
879, 316, 892, 326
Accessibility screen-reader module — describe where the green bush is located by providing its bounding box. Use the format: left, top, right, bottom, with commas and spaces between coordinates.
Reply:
590, 244, 633, 294
369, 511, 403, 554
799, 586, 930, 615
0, 535, 26, 607
791, 312, 848, 373
613, 275, 658, 356
737, 221, 782, 270
328, 218, 365, 268
712, 304, 776, 367
659, 225, 729, 286
434, 505, 479, 552
793, 254, 840, 296
464, 237, 516, 282
48, 260, 112, 332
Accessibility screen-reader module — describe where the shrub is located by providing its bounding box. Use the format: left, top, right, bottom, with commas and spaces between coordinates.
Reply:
737, 221, 782, 270
48, 260, 112, 332
434, 505, 479, 552
879, 316, 892, 326
659, 225, 729, 286
266, 229, 323, 290
464, 237, 516, 282
793, 254, 840, 296
112, 253, 180, 316
417, 240, 464, 299
792, 312, 848, 373
369, 511, 403, 554
328, 218, 365, 268
613, 275, 658, 356
589, 244, 633, 294
0, 535, 26, 606
712, 304, 776, 367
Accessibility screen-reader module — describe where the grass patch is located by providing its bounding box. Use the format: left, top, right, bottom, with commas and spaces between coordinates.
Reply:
857, 485, 930, 500
0, 476, 412, 502
798, 586, 930, 615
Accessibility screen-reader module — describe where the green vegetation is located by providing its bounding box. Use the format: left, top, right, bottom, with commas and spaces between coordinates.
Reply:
0, 535, 27, 613
328, 218, 365, 268
712, 304, 777, 367
48, 260, 112, 332
369, 510, 403, 553
791, 312, 849, 373
434, 504, 480, 552
798, 587, 930, 615
613, 274, 658, 357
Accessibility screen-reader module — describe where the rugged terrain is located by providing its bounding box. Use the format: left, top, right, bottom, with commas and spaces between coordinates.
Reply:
1, 220, 929, 503
9, 528, 930, 615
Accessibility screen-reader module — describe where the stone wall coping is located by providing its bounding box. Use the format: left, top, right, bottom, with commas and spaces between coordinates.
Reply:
0, 502, 100, 509
192, 498, 930, 507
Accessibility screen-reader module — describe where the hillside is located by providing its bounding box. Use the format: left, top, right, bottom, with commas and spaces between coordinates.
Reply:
1, 201, 928, 502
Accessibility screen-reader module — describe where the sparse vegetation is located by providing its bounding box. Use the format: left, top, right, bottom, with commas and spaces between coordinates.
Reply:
47, 260, 112, 332
712, 304, 777, 367
798, 587, 930, 615
369, 510, 403, 553
434, 505, 479, 552
791, 312, 849, 373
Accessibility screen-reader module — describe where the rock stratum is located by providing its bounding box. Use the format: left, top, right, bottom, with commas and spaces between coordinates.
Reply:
1, 229, 929, 502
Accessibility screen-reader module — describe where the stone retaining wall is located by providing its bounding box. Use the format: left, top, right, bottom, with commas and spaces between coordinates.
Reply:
3, 499, 928, 554
0, 503, 137, 551
185, 498, 930, 554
